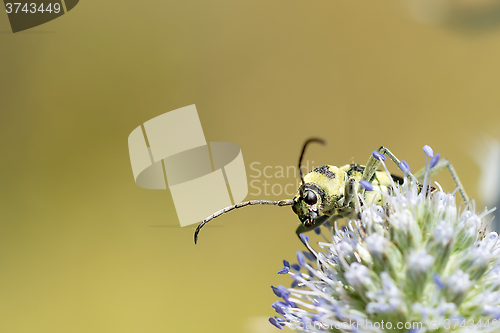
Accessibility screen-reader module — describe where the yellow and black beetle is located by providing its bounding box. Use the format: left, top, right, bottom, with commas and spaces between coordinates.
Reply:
194, 138, 468, 246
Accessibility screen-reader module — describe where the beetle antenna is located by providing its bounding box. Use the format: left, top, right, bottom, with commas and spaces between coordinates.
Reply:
194, 199, 293, 244
298, 138, 327, 196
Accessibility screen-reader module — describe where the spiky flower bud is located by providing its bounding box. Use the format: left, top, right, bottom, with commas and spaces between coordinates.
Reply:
270, 147, 498, 332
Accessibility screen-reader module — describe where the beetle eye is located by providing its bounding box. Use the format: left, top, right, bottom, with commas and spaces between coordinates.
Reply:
304, 190, 317, 205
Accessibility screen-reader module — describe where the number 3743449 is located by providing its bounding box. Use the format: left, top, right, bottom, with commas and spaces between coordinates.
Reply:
5, 3, 61, 14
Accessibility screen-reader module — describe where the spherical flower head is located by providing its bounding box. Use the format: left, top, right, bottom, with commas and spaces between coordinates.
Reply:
269, 150, 499, 332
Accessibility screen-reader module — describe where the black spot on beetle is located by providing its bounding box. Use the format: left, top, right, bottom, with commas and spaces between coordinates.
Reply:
349, 164, 365, 173
312, 166, 336, 179
347, 164, 365, 178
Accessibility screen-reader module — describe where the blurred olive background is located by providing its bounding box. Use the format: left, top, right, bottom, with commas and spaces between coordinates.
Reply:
1, 1, 500, 332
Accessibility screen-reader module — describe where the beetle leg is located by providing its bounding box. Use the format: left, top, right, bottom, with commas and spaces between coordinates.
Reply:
359, 146, 418, 198
344, 178, 362, 214
414, 158, 469, 202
